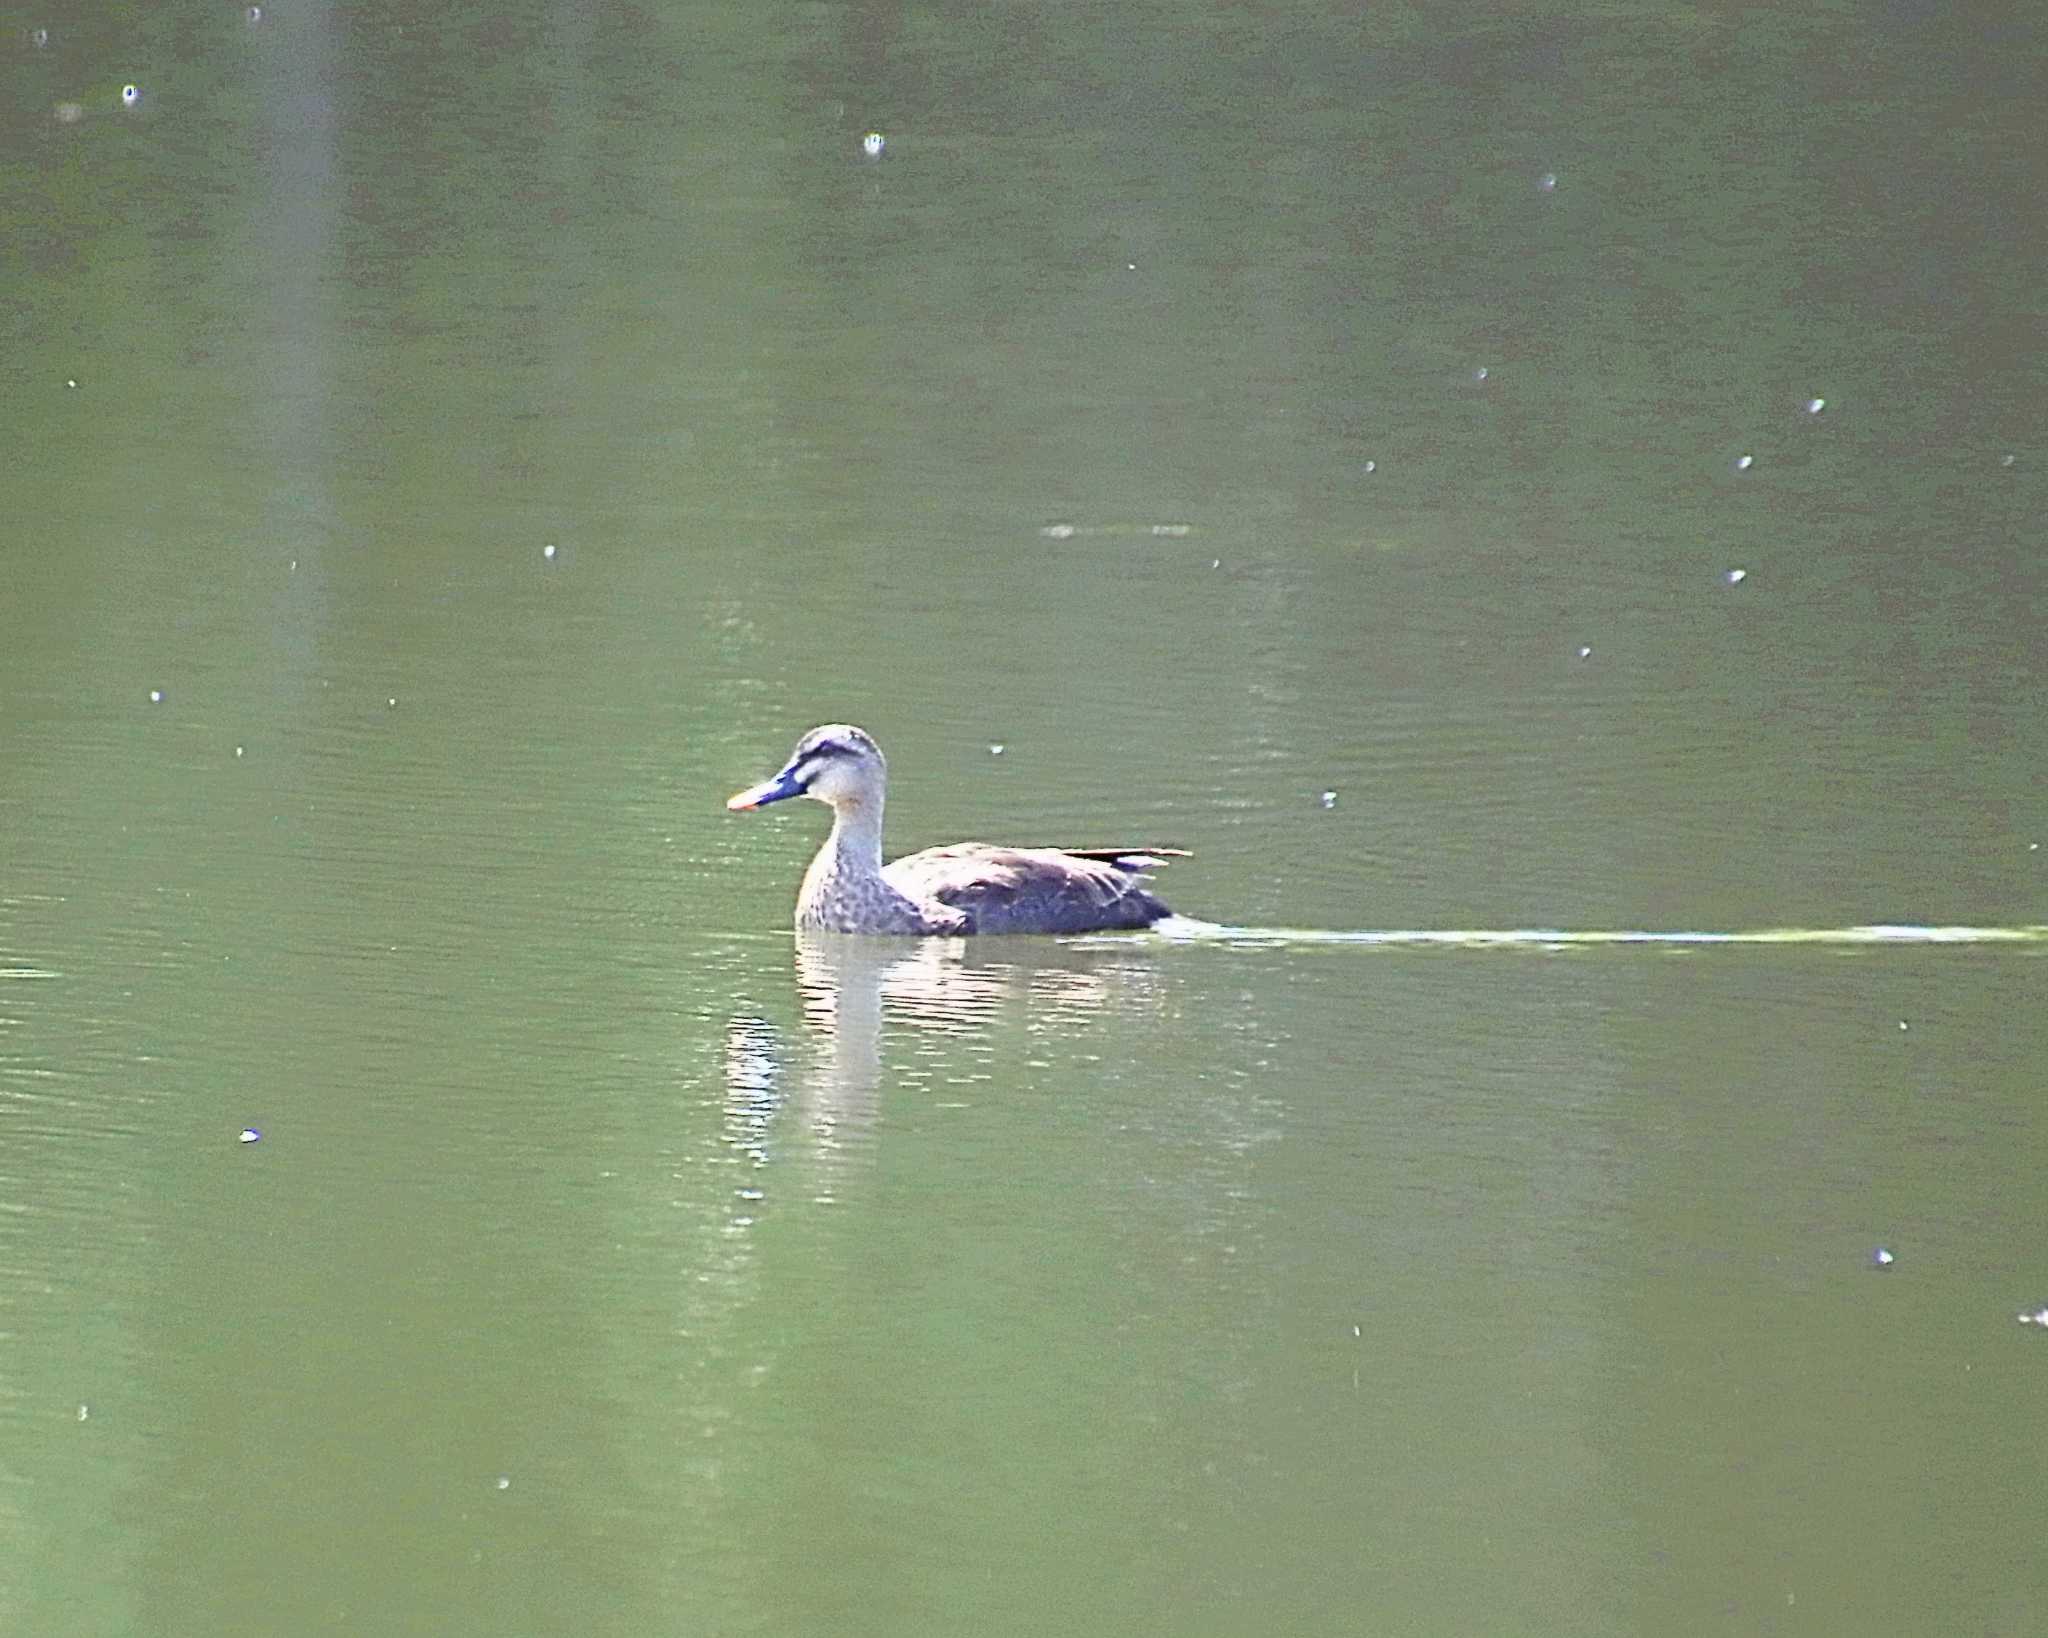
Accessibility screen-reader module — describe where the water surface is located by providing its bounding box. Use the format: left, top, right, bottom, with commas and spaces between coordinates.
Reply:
4, 2, 2045, 1633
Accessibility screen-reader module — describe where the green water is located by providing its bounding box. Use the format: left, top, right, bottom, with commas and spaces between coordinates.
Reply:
4, 2, 2046, 1633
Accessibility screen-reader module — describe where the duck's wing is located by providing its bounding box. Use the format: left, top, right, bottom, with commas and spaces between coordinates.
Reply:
1037, 847, 1190, 868
887, 844, 1173, 934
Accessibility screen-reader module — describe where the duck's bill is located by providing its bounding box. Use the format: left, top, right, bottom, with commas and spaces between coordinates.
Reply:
726, 767, 806, 810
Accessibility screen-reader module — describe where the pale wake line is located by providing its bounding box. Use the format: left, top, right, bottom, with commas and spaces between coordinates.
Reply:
1140, 919, 2048, 948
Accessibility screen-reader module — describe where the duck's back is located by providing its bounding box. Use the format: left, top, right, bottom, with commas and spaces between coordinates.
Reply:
887, 844, 1171, 934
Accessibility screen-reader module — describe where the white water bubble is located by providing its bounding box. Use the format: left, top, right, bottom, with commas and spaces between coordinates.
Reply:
1040, 523, 1074, 540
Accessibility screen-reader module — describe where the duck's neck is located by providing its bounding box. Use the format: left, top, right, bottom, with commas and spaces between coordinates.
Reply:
798, 791, 935, 933
821, 793, 886, 882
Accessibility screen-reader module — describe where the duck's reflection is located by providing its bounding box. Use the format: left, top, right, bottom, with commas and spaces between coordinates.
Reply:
791, 933, 1003, 1173
797, 931, 997, 1042
720, 932, 1171, 1194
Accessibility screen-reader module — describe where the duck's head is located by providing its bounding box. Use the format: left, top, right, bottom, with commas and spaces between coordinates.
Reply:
726, 724, 885, 813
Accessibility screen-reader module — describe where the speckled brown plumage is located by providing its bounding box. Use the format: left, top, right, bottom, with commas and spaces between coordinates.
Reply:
728, 725, 1180, 936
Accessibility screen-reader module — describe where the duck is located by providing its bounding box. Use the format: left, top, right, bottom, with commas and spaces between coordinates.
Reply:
725, 724, 1184, 934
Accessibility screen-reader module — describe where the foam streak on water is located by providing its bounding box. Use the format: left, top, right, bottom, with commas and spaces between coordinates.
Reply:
1127, 919, 2048, 949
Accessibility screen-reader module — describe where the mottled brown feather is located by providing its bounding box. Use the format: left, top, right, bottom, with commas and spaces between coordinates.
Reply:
891, 845, 1171, 934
